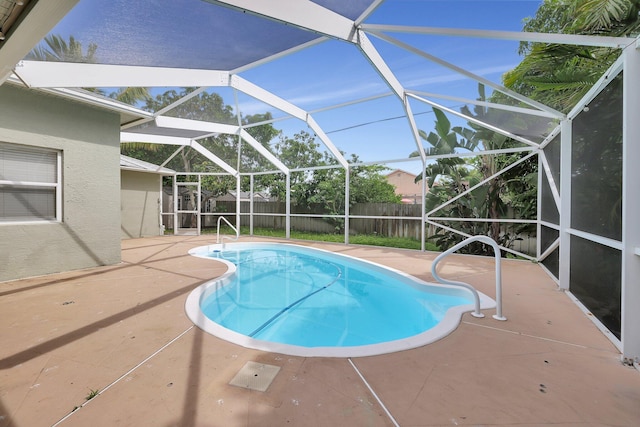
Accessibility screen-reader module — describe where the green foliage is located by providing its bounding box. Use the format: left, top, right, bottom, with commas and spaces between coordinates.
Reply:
145, 88, 235, 123
125, 92, 399, 234
26, 34, 151, 105
222, 227, 438, 251
506, 0, 640, 113
123, 88, 280, 200
26, 34, 97, 63
416, 87, 537, 256
264, 132, 400, 232
85, 389, 99, 401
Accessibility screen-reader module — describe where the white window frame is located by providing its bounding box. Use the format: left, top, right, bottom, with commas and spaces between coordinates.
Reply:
0, 142, 62, 224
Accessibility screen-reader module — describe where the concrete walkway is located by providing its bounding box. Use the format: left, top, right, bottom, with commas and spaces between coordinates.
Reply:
1, 235, 638, 426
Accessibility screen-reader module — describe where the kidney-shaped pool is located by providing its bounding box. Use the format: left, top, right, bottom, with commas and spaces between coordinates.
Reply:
185, 242, 495, 357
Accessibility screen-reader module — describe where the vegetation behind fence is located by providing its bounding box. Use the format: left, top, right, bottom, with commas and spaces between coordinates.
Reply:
167, 201, 535, 255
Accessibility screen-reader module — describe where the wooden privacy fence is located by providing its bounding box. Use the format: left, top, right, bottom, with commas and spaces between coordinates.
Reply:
211, 201, 427, 238
170, 201, 536, 255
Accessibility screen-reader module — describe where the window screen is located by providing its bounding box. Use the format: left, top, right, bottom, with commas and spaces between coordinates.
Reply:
0, 142, 60, 222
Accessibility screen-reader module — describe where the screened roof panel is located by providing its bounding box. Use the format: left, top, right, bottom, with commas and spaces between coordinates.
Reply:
366, 0, 539, 31
366, 32, 525, 102
161, 87, 238, 125
269, 126, 338, 170
234, 90, 294, 124
312, 95, 419, 162
7, 0, 631, 175
239, 39, 390, 112
34, 0, 324, 70
408, 98, 534, 154
238, 143, 280, 173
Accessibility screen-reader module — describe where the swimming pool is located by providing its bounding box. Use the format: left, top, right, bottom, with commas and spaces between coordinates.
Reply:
186, 242, 495, 357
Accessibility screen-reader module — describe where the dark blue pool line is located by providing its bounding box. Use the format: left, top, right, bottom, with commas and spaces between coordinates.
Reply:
248, 268, 342, 338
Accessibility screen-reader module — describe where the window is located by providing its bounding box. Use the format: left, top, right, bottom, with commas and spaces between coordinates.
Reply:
0, 142, 61, 222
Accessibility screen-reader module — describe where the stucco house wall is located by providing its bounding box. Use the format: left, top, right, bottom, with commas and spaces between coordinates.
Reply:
120, 170, 162, 239
385, 169, 424, 204
0, 85, 121, 282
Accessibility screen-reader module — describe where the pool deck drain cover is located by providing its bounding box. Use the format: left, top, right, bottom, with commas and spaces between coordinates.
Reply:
229, 361, 281, 392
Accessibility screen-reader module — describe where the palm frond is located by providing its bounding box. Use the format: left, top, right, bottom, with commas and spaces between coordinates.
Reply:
579, 0, 629, 30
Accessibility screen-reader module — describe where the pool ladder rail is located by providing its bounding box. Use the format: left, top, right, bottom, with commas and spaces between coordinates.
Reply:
215, 216, 239, 250
431, 235, 506, 321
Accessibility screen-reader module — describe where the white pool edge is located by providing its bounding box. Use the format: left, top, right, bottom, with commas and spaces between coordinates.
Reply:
185, 242, 496, 358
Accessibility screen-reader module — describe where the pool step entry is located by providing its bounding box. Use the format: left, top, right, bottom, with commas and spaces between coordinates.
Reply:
229, 361, 281, 392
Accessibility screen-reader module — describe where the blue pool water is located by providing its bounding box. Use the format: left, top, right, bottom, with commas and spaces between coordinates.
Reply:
194, 243, 476, 350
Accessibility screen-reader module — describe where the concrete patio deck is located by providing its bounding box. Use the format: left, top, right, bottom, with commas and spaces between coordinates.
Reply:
1, 235, 638, 427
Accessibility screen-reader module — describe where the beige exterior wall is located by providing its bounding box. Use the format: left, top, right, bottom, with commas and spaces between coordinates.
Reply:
121, 170, 162, 239
386, 169, 424, 203
0, 85, 121, 282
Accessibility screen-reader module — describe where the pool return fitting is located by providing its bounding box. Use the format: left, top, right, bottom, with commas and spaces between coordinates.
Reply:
431, 235, 506, 321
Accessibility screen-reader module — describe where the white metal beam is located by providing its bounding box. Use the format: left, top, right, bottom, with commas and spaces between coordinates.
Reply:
231, 75, 348, 168
305, 116, 349, 169
356, 30, 405, 99
0, 0, 81, 84
361, 24, 636, 49
231, 37, 327, 75
153, 116, 289, 174
155, 116, 239, 135
404, 97, 427, 163
120, 132, 192, 146
425, 151, 537, 217
190, 141, 238, 175
621, 44, 640, 363
120, 131, 238, 175
539, 150, 561, 212
407, 89, 560, 119
558, 119, 572, 291
14, 61, 230, 88
567, 55, 624, 119
355, 0, 385, 26
120, 132, 238, 175
239, 129, 290, 174
357, 30, 428, 162
155, 87, 211, 117
230, 75, 307, 120
207, 0, 357, 42
407, 93, 540, 148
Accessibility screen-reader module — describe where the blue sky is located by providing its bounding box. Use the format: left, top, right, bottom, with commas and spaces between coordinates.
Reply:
44, 0, 544, 174
240, 0, 544, 173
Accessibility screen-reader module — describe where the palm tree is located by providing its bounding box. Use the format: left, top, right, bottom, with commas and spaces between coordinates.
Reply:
414, 86, 537, 253
410, 108, 477, 188
26, 34, 150, 105
503, 0, 640, 112
26, 34, 97, 63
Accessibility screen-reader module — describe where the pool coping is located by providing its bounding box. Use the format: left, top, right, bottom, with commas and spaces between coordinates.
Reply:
185, 242, 496, 358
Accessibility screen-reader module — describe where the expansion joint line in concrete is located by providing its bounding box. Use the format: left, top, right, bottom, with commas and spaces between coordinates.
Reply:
348, 358, 401, 427
462, 321, 588, 348
50, 326, 195, 427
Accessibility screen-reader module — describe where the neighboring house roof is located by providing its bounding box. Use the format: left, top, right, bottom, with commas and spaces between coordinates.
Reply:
385, 169, 424, 194
120, 155, 175, 175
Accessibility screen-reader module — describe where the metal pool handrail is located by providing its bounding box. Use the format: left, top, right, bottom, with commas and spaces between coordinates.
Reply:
431, 235, 506, 321
216, 216, 239, 248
